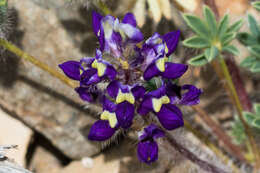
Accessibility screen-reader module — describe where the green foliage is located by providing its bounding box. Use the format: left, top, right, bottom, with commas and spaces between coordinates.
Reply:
231, 103, 260, 144
0, 0, 7, 26
188, 54, 208, 66
183, 5, 243, 66
243, 103, 260, 129
237, 14, 260, 73
252, 1, 260, 11
230, 116, 247, 145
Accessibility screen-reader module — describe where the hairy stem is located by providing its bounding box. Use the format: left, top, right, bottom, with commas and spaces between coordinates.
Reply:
184, 120, 242, 173
0, 39, 77, 88
192, 105, 246, 162
164, 131, 229, 173
218, 56, 260, 168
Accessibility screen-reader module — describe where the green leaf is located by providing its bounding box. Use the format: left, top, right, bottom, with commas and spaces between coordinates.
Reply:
222, 45, 239, 55
230, 116, 246, 144
252, 1, 260, 11
248, 46, 260, 58
237, 32, 257, 46
252, 118, 260, 129
188, 54, 208, 66
221, 32, 236, 46
218, 14, 229, 39
251, 61, 260, 73
254, 103, 260, 115
240, 56, 257, 68
248, 14, 260, 37
204, 46, 219, 61
183, 14, 210, 38
243, 112, 256, 125
227, 19, 243, 33
183, 36, 210, 48
203, 6, 217, 37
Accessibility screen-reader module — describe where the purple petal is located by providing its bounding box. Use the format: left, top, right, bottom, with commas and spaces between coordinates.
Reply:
147, 84, 166, 98
157, 104, 183, 130
122, 13, 137, 27
103, 96, 116, 112
75, 87, 93, 102
88, 120, 116, 141
92, 11, 103, 37
105, 64, 117, 80
163, 30, 180, 57
115, 101, 134, 129
166, 83, 182, 98
107, 80, 120, 98
144, 32, 165, 56
80, 57, 95, 67
120, 24, 143, 43
80, 69, 101, 86
179, 85, 202, 105
143, 62, 161, 80
162, 62, 188, 79
139, 124, 164, 141
59, 61, 81, 80
131, 85, 146, 100
138, 96, 153, 115
137, 141, 158, 164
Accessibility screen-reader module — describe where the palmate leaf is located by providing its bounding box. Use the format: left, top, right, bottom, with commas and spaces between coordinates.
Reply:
248, 14, 260, 37
243, 112, 256, 125
183, 36, 210, 48
183, 14, 210, 38
221, 32, 236, 46
230, 116, 246, 144
240, 56, 257, 68
251, 61, 260, 72
204, 46, 218, 61
248, 46, 260, 58
203, 6, 217, 37
222, 45, 239, 55
218, 14, 229, 39
252, 118, 260, 129
252, 1, 260, 11
237, 32, 258, 46
188, 53, 208, 66
0, 0, 7, 26
227, 19, 243, 33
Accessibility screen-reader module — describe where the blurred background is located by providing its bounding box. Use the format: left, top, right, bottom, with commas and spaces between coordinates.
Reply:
0, 0, 259, 172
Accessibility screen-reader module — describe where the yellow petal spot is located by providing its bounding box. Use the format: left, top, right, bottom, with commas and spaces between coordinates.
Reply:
119, 59, 129, 69
152, 96, 170, 112
147, 157, 151, 161
165, 43, 169, 54
100, 110, 117, 128
116, 90, 135, 104
92, 60, 106, 77
155, 57, 168, 72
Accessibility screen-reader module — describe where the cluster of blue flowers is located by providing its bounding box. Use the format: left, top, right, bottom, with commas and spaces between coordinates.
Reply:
59, 11, 202, 164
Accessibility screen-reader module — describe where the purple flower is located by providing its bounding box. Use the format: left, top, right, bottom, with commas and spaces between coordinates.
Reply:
59, 11, 202, 165
88, 97, 118, 141
107, 80, 145, 128
140, 31, 187, 81
166, 83, 202, 105
92, 11, 143, 58
137, 124, 164, 164
138, 84, 184, 130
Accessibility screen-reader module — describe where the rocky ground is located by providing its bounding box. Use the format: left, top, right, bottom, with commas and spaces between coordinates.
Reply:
0, 0, 259, 173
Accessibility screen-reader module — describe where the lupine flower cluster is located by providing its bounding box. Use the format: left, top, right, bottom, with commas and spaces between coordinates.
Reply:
59, 11, 202, 164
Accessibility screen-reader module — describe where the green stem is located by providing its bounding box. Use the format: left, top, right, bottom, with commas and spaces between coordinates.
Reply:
218, 55, 260, 168
0, 38, 77, 88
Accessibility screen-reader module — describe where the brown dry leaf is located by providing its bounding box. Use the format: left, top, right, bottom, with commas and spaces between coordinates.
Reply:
159, 0, 171, 20
147, 0, 162, 24
133, 0, 146, 27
